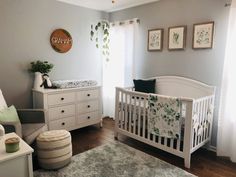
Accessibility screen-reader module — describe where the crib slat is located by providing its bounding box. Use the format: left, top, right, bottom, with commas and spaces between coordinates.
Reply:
147, 100, 150, 140
120, 93, 124, 130
133, 97, 137, 134
207, 98, 213, 138
121, 93, 124, 130
205, 98, 210, 140
203, 99, 207, 140
117, 91, 121, 129
158, 136, 161, 144
200, 99, 206, 143
177, 139, 181, 151
203, 99, 207, 142
164, 138, 167, 146
129, 95, 132, 132
195, 102, 200, 146
202, 99, 207, 142
201, 99, 205, 143
138, 97, 141, 136
142, 98, 147, 138
202, 99, 205, 141
170, 139, 174, 149
124, 93, 128, 131
199, 100, 203, 144
193, 102, 196, 148
206, 98, 210, 139
198, 101, 201, 145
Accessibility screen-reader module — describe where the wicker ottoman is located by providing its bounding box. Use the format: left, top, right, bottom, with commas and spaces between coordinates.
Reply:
36, 130, 72, 170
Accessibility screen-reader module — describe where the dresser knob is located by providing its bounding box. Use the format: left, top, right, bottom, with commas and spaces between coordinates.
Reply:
61, 110, 65, 113
87, 94, 90, 97
62, 122, 65, 126
61, 97, 64, 101
87, 105, 90, 108
87, 116, 90, 119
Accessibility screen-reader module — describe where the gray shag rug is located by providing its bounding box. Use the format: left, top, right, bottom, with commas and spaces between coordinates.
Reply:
34, 141, 196, 177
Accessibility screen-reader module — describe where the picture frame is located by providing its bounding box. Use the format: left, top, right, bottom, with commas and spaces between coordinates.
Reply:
192, 21, 214, 49
168, 26, 187, 50
147, 28, 164, 51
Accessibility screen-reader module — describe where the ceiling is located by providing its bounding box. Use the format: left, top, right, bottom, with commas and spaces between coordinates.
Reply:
57, 0, 159, 12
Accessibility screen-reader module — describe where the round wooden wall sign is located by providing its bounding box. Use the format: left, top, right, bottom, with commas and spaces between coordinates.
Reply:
50, 29, 73, 53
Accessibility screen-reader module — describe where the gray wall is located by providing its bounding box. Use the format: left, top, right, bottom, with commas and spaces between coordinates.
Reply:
0, 0, 107, 108
0, 0, 231, 147
109, 0, 231, 146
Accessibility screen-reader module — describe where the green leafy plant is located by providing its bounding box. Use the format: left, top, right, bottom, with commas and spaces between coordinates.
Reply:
29, 60, 54, 74
90, 20, 110, 62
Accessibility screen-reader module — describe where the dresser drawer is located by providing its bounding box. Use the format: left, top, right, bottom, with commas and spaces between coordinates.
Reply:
49, 116, 75, 130
77, 111, 99, 123
48, 104, 76, 121
77, 89, 99, 101
48, 92, 76, 106
77, 100, 99, 114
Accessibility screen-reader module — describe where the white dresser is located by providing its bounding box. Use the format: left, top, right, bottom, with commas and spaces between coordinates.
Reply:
32, 86, 102, 131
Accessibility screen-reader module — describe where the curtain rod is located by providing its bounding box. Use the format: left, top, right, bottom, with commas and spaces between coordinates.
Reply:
111, 18, 140, 26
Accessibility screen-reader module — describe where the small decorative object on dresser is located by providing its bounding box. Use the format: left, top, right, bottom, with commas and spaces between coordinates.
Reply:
5, 137, 20, 153
168, 25, 187, 50
192, 21, 214, 49
32, 86, 102, 131
148, 28, 164, 51
29, 60, 54, 90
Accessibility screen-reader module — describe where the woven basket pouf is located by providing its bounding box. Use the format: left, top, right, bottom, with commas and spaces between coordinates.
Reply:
36, 130, 72, 170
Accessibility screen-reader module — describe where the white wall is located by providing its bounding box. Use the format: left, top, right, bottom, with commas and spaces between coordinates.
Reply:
109, 0, 231, 146
0, 0, 108, 108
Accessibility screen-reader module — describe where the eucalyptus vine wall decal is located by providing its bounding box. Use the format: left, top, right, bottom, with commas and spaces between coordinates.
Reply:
90, 20, 110, 61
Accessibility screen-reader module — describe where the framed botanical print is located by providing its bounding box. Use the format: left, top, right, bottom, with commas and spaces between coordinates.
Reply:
168, 26, 187, 50
192, 21, 214, 49
148, 28, 164, 51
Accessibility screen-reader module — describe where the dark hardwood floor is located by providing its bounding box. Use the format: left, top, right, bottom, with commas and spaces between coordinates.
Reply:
70, 117, 236, 177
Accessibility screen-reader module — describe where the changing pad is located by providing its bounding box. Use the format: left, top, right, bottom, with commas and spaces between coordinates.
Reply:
52, 80, 97, 89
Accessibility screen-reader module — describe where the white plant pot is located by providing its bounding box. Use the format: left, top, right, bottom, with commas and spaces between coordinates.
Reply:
34, 72, 43, 90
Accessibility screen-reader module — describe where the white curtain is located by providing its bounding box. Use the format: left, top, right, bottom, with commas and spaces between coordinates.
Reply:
217, 1, 236, 162
102, 20, 139, 118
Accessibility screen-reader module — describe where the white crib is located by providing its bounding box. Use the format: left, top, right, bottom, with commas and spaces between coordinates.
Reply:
114, 76, 215, 168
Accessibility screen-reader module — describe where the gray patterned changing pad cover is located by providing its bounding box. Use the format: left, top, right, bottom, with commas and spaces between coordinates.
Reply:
52, 80, 97, 89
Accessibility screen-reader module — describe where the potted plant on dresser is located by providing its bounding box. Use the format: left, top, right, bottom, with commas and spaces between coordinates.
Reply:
29, 60, 54, 90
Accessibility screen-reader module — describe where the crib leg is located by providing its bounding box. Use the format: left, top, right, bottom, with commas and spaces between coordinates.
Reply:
184, 154, 191, 169
100, 119, 103, 128
114, 131, 118, 140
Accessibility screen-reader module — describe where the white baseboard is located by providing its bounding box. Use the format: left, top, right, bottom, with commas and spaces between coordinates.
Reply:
207, 145, 216, 152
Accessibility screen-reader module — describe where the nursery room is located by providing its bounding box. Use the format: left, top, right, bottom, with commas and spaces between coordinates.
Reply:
0, 0, 236, 176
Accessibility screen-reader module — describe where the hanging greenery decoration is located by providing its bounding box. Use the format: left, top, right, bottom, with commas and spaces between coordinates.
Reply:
90, 20, 110, 62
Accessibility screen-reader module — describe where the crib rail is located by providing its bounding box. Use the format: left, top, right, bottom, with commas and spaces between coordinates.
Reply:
191, 95, 214, 152
115, 87, 196, 158
115, 87, 214, 167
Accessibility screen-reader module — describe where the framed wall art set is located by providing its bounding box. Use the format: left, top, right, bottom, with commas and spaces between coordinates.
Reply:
147, 21, 214, 51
